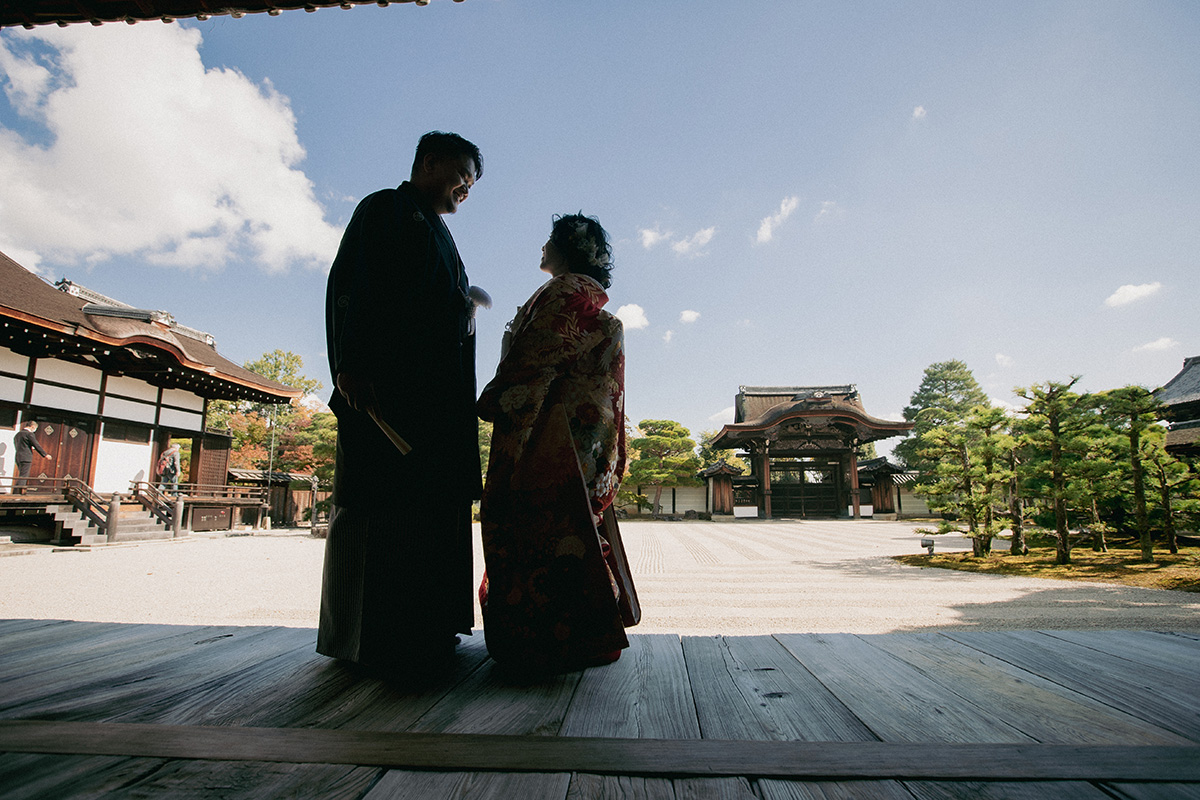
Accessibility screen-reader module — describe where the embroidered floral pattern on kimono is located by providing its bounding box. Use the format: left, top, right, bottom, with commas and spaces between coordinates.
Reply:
479, 273, 626, 525
477, 272, 632, 671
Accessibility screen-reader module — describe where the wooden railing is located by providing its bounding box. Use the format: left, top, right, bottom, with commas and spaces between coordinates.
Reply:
0, 476, 108, 531
127, 481, 175, 526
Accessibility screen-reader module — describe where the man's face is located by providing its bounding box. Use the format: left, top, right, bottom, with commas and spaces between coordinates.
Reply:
424, 153, 477, 215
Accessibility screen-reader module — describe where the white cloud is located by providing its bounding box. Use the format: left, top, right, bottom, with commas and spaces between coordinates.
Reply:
756, 195, 799, 243
813, 200, 843, 224
1133, 337, 1179, 352
990, 397, 1021, 413
639, 227, 670, 249
663, 330, 674, 344
912, 105, 927, 120
1105, 282, 1162, 307
0, 25, 340, 274
615, 304, 649, 330
995, 353, 1014, 367
680, 309, 700, 324
708, 406, 735, 424
671, 226, 716, 256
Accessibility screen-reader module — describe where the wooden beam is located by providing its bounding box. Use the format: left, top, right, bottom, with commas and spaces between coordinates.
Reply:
1, 721, 1199, 782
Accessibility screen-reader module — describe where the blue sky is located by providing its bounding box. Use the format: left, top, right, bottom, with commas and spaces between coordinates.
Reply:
2, 1, 1198, 456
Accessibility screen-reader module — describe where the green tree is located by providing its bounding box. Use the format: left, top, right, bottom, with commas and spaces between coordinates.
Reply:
1015, 377, 1089, 565
696, 429, 747, 473
1096, 386, 1159, 561
627, 420, 702, 517
914, 405, 1012, 556
207, 350, 329, 480
895, 360, 989, 472
1143, 426, 1197, 555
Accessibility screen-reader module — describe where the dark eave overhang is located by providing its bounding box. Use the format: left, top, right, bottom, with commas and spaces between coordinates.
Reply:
712, 407, 913, 453
0, 307, 299, 405
0, 0, 462, 29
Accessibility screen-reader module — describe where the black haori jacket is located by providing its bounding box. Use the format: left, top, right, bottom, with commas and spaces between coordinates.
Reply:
325, 182, 481, 507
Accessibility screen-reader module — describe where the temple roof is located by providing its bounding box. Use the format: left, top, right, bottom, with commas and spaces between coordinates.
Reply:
0, 0, 456, 29
714, 384, 913, 453
0, 251, 300, 404
699, 460, 744, 478
1156, 356, 1200, 421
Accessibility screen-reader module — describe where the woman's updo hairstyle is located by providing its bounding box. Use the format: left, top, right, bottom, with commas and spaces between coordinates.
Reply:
548, 213, 614, 289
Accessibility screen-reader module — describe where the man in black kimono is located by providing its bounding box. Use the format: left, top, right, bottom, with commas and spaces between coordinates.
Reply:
14, 420, 51, 492
319, 131, 483, 675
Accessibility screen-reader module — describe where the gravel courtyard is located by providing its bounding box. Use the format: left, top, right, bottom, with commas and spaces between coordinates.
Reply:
2, 519, 1197, 634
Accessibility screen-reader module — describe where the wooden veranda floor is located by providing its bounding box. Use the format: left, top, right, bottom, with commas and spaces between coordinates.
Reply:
1, 619, 1199, 799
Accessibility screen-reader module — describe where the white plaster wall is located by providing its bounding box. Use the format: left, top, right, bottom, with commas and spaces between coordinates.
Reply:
0, 375, 24, 403
158, 407, 203, 432
93, 439, 152, 494
161, 387, 204, 412
33, 358, 102, 390
0, 428, 16, 486
672, 486, 708, 514
102, 396, 157, 424
30, 383, 98, 414
0, 347, 29, 375
105, 375, 158, 403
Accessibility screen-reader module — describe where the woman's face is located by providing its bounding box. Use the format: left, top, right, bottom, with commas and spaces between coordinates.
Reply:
540, 239, 568, 277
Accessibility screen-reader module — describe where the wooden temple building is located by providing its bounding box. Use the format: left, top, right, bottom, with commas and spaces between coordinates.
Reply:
709, 385, 913, 520
0, 251, 300, 542
1157, 355, 1200, 458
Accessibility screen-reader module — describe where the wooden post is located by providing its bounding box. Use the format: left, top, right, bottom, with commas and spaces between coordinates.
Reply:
171, 497, 184, 537
106, 493, 121, 543
849, 450, 861, 519
760, 443, 772, 520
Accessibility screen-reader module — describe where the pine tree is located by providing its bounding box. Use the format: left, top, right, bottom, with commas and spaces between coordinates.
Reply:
627, 420, 702, 517
895, 360, 989, 472
1015, 378, 1089, 565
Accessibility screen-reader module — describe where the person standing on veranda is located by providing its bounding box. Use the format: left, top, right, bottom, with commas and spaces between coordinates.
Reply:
13, 420, 51, 493
319, 131, 484, 677
477, 214, 639, 675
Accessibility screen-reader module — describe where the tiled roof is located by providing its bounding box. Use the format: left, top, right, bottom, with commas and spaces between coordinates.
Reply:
0, 250, 300, 403
0, 0, 459, 29
1156, 356, 1200, 409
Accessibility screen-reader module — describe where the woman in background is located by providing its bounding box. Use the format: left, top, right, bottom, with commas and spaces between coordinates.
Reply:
477, 213, 638, 674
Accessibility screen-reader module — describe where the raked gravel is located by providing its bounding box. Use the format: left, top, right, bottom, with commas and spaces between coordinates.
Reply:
1, 520, 1197, 634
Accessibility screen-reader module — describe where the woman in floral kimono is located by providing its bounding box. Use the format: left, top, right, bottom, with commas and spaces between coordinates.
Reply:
478, 213, 639, 674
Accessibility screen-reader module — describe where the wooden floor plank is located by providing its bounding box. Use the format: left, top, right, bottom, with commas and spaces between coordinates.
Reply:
407, 658, 582, 736
683, 636, 876, 743
757, 778, 915, 799
0, 626, 310, 721
559, 636, 699, 798
773, 633, 1033, 744
0, 620, 211, 677
3, 721, 1199, 782
103, 635, 324, 726
119, 759, 380, 799
566, 772, 677, 799
943, 631, 1200, 742
866, 632, 1190, 745
1104, 783, 1200, 799
560, 634, 700, 740
199, 632, 494, 732
903, 781, 1112, 799
1042, 630, 1200, 681
365, 769, 571, 799
673, 776, 757, 799
0, 752, 167, 800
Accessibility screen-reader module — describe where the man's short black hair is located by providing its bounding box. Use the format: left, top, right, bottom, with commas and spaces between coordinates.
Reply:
411, 131, 483, 180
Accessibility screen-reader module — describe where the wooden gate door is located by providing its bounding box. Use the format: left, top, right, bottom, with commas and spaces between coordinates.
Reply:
27, 417, 93, 488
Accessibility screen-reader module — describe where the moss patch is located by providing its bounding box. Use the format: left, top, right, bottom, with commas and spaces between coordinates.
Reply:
895, 545, 1200, 593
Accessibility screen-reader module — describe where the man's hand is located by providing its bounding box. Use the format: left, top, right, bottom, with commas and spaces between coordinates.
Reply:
337, 372, 379, 416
